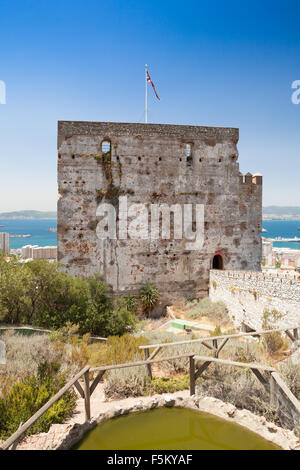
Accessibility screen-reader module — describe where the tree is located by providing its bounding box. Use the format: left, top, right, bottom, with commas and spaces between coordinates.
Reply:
139, 282, 159, 317
0, 254, 32, 323
0, 256, 138, 337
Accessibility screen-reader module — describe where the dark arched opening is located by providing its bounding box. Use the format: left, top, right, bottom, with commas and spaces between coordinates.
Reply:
212, 254, 223, 270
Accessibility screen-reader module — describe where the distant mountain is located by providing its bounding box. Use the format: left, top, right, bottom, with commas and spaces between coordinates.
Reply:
0, 210, 57, 219
263, 206, 300, 215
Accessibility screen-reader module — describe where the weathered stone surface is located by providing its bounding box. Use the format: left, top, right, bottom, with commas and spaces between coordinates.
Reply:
209, 269, 300, 329
57, 121, 262, 304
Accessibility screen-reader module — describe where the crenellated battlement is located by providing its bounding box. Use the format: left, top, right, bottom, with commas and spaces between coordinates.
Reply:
239, 173, 263, 186
210, 269, 299, 282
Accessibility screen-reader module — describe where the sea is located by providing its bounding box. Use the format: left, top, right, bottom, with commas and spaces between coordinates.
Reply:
262, 220, 300, 250
0, 219, 57, 249
1, 218, 300, 251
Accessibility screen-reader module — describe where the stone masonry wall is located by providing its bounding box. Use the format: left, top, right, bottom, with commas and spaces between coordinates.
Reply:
209, 269, 300, 330
57, 121, 262, 308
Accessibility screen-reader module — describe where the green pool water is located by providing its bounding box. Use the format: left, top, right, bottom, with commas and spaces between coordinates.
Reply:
73, 408, 281, 450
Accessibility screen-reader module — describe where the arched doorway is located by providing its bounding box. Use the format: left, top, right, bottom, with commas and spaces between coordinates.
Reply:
212, 254, 223, 270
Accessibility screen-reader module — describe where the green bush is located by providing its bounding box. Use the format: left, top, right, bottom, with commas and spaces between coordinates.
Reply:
50, 327, 148, 369
146, 375, 189, 394
0, 362, 76, 440
0, 255, 137, 337
87, 333, 148, 367
104, 368, 189, 400
210, 325, 223, 337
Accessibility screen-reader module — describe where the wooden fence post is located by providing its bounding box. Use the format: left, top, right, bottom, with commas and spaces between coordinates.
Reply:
189, 355, 195, 396
212, 339, 218, 357
10, 422, 23, 450
269, 374, 278, 409
84, 370, 91, 421
144, 347, 152, 380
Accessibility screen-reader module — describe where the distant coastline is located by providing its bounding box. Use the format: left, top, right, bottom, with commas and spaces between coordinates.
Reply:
263, 216, 300, 220
1, 207, 300, 221
0, 210, 57, 220
262, 206, 300, 220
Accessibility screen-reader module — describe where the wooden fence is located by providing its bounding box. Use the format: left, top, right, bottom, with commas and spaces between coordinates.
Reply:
1, 353, 191, 450
1, 325, 300, 450
139, 324, 300, 378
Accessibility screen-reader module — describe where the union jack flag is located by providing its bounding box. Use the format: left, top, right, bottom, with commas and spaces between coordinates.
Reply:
147, 71, 160, 100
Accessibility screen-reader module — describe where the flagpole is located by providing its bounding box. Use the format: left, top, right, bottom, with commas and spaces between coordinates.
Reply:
145, 64, 148, 123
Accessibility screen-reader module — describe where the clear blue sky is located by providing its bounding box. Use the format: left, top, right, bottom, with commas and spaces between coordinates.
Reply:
0, 0, 299, 211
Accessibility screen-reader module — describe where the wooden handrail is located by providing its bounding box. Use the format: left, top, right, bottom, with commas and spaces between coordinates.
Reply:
1, 354, 194, 451
139, 324, 300, 379
271, 372, 300, 419
193, 355, 276, 372
139, 324, 300, 350
2, 329, 300, 450
89, 354, 193, 372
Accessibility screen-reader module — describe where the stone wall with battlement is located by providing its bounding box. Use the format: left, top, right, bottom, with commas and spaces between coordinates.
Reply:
57, 121, 262, 309
209, 269, 300, 330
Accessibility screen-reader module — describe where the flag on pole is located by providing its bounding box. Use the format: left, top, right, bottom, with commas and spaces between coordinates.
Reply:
146, 71, 161, 100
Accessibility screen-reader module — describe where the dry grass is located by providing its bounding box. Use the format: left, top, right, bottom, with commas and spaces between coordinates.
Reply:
195, 358, 300, 430
179, 297, 229, 324
0, 331, 78, 392
104, 361, 149, 399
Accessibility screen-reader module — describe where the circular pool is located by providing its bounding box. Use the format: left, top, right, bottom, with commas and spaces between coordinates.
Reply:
73, 407, 281, 450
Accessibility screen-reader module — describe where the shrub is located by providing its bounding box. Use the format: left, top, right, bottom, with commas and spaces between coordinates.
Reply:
89, 334, 147, 367
279, 360, 300, 399
185, 297, 228, 323
196, 371, 280, 425
139, 282, 159, 317
0, 331, 73, 388
0, 255, 138, 337
0, 362, 76, 440
51, 327, 148, 369
104, 369, 190, 399
262, 309, 284, 328
263, 331, 288, 354
104, 364, 149, 399
210, 325, 222, 337
231, 344, 260, 363
138, 330, 211, 374
124, 295, 138, 315
146, 375, 189, 394
261, 309, 288, 355
196, 359, 300, 430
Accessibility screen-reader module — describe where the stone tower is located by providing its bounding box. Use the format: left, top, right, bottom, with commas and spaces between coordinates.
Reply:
57, 121, 262, 307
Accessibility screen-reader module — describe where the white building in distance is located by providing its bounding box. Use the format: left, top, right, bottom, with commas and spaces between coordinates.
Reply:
0, 232, 10, 254
21, 245, 57, 260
